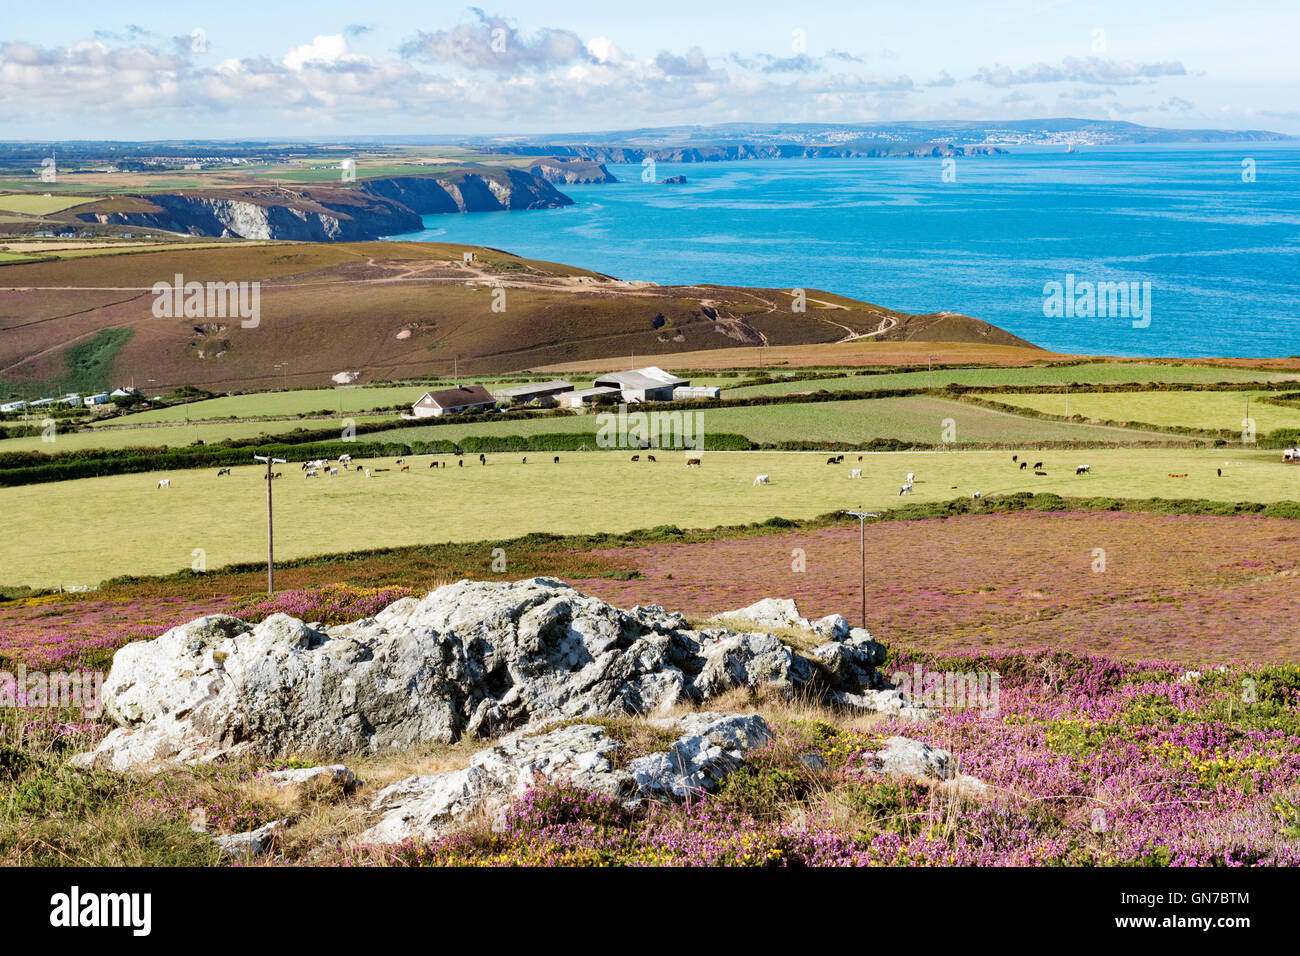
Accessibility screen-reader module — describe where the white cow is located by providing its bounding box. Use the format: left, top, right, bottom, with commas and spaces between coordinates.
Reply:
329, 468, 339, 477
906, 472, 915, 483
364, 468, 372, 477
972, 491, 982, 499
305, 468, 319, 478
157, 479, 170, 489
899, 482, 912, 496
753, 474, 770, 485
849, 469, 863, 479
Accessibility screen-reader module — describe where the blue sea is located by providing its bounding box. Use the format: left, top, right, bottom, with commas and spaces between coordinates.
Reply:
389, 144, 1300, 358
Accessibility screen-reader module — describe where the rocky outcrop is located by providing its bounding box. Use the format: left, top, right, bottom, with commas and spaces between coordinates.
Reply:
361, 711, 771, 843
659, 175, 688, 184
77, 169, 573, 241
73, 579, 925, 773
526, 158, 618, 185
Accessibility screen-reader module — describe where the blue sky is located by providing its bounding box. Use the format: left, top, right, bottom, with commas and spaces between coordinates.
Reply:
1, 0, 1296, 139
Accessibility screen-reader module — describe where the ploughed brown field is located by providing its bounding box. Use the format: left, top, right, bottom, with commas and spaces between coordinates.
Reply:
566, 511, 1300, 666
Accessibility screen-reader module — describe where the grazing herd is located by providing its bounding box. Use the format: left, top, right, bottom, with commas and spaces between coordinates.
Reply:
152, 451, 1127, 496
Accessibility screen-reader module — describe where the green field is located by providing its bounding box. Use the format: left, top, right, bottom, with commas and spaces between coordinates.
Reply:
995, 390, 1300, 436
99, 387, 442, 425
0, 415, 398, 454
3, 447, 1296, 588
0, 193, 101, 215
724, 363, 1295, 398
371, 396, 1176, 446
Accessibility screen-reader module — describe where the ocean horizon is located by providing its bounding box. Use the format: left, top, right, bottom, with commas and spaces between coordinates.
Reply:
390, 143, 1300, 358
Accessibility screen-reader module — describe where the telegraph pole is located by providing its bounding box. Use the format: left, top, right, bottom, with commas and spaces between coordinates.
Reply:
254, 454, 286, 593
841, 509, 881, 630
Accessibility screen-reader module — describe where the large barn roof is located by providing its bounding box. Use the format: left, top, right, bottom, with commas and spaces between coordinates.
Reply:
592, 366, 688, 390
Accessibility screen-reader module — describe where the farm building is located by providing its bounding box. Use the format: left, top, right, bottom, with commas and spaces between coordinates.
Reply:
411, 385, 496, 418
592, 367, 689, 403
492, 380, 575, 406
558, 386, 622, 409
672, 385, 721, 401
110, 387, 141, 398
0, 400, 27, 413
82, 392, 112, 407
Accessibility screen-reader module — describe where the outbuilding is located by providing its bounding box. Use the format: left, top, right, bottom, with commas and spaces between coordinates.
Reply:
492, 379, 575, 407
558, 386, 621, 409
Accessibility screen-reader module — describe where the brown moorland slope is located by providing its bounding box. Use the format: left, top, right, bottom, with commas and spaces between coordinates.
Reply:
0, 240, 1042, 393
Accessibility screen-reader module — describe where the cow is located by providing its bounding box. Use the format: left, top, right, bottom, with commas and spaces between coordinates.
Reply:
479, 454, 486, 465
686, 458, 702, 467
338, 454, 352, 464
400, 465, 409, 472
522, 457, 527, 465
906, 472, 915, 483
972, 491, 982, 500
330, 468, 340, 477
553, 456, 560, 464
273, 472, 282, 479
305, 470, 319, 479
430, 461, 438, 468
631, 455, 640, 462
753, 474, 770, 486
459, 459, 464, 468
364, 468, 372, 477
826, 457, 838, 465
1032, 461, 1043, 470
1035, 470, 1047, 477
1020, 461, 1028, 470
1217, 468, 1222, 477
157, 479, 170, 489
396, 458, 405, 466
1075, 465, 1090, 475
216, 467, 231, 477
899, 482, 912, 495
849, 469, 863, 478
647, 455, 656, 462
857, 455, 863, 462
1012, 455, 1018, 462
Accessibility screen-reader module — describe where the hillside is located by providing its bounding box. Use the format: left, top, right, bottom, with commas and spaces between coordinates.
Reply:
0, 241, 1042, 395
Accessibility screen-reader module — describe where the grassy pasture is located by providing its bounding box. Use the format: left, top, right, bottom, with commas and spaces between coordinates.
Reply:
0, 415, 398, 454
0, 193, 101, 215
724, 363, 1295, 398
372, 396, 1176, 446
995, 390, 1300, 435
3, 446, 1295, 588
99, 388, 439, 425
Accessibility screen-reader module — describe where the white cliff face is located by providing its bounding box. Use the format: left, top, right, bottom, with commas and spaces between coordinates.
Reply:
73, 578, 923, 773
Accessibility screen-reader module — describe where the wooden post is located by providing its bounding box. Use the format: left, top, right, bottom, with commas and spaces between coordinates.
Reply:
255, 454, 285, 594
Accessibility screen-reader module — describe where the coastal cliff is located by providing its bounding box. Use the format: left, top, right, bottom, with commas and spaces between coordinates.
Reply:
494, 142, 1007, 163
526, 158, 618, 184
76, 168, 573, 240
